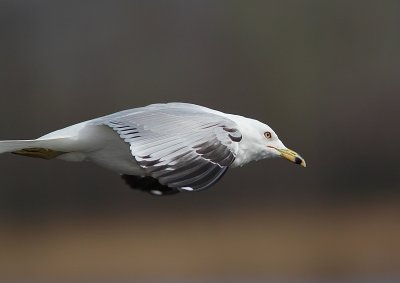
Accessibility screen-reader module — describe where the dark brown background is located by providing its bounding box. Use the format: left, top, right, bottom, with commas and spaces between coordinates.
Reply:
0, 1, 399, 282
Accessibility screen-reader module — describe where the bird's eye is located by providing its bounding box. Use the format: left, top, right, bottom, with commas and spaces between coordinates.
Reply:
264, 131, 272, 139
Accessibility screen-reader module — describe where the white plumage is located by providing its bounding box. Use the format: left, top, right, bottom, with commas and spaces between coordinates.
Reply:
0, 103, 305, 195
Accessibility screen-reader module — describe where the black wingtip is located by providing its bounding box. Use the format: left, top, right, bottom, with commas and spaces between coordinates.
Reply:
121, 174, 180, 196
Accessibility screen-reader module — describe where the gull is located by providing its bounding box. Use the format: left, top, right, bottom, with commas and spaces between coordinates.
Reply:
0, 103, 306, 195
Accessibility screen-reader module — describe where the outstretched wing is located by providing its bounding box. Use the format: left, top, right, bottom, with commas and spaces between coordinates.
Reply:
102, 104, 242, 192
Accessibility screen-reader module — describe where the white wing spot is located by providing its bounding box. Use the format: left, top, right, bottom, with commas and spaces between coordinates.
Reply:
179, 187, 194, 191
150, 190, 163, 196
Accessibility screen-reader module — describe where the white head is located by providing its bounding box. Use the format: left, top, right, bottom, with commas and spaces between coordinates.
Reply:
229, 115, 306, 168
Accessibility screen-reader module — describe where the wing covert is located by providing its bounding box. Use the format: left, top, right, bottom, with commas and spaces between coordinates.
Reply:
104, 106, 242, 191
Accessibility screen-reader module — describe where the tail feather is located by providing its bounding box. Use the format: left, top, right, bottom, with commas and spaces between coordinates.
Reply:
0, 138, 69, 159
0, 140, 40, 154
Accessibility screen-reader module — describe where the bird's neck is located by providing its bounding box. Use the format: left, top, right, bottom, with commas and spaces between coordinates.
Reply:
223, 114, 267, 167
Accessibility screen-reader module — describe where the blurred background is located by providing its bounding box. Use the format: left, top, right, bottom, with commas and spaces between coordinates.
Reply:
0, 0, 399, 282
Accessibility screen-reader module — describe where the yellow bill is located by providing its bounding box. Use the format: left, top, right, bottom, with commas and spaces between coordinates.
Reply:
269, 146, 306, 167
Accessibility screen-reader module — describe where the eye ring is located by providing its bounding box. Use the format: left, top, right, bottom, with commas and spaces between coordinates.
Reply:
264, 131, 272, 139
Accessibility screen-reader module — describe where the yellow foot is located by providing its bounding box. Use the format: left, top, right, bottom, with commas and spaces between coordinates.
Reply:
12, 148, 65, 160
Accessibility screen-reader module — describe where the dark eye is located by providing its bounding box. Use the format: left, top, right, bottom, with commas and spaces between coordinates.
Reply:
264, 131, 272, 139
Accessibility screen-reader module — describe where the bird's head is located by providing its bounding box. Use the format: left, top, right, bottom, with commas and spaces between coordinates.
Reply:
235, 118, 306, 168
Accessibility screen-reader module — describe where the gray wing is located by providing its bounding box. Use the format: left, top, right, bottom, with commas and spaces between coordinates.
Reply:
101, 104, 242, 192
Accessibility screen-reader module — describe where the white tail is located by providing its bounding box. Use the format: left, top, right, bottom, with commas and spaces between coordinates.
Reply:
0, 140, 40, 154
0, 138, 70, 159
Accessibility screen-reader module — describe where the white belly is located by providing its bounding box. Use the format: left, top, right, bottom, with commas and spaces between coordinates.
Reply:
52, 124, 146, 176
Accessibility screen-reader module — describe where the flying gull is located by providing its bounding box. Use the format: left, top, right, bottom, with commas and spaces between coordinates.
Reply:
0, 103, 306, 195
